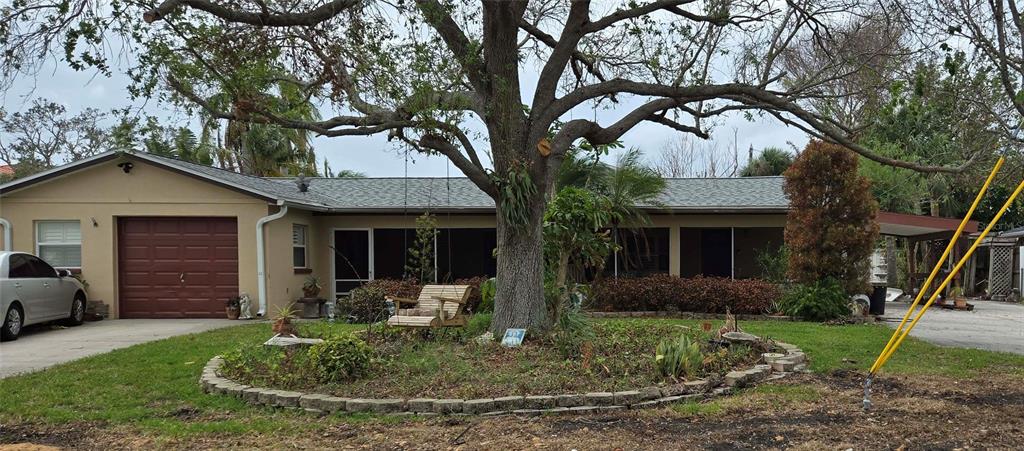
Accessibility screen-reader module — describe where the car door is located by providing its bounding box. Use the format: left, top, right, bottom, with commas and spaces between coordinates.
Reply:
7, 254, 49, 322
24, 255, 65, 319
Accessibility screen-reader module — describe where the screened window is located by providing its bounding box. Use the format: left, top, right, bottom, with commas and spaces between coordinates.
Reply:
292, 224, 308, 268
36, 221, 81, 268
607, 228, 670, 277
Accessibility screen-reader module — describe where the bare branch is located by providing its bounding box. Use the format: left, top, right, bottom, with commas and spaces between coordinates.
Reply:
144, 0, 359, 26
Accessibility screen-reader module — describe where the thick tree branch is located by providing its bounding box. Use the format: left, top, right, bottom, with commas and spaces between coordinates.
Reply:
144, 0, 358, 26
647, 112, 708, 139
528, 1, 592, 113
416, 133, 496, 196
583, 0, 698, 33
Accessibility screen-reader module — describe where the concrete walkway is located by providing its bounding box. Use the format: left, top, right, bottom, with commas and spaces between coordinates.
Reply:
0, 319, 238, 378
880, 300, 1024, 355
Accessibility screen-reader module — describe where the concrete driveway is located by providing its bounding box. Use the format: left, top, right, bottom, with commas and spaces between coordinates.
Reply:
0, 319, 238, 378
881, 300, 1024, 355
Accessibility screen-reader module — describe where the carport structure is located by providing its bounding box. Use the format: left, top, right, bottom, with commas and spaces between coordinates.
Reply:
878, 212, 979, 295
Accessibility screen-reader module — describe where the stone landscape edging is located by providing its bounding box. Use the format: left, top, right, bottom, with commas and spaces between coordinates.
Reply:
200, 337, 809, 416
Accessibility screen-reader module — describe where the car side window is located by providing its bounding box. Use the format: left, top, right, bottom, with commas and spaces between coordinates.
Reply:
8, 255, 33, 278
24, 255, 57, 278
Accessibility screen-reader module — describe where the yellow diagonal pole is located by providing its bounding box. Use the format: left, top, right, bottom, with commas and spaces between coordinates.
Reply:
867, 157, 1004, 375
875, 176, 1024, 372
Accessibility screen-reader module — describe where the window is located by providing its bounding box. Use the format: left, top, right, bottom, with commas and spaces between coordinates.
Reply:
36, 221, 81, 268
293, 224, 308, 268
8, 254, 33, 278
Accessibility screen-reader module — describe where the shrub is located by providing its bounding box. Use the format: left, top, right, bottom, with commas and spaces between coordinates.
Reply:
655, 334, 703, 379
755, 245, 789, 284
784, 140, 879, 293
220, 344, 318, 389
551, 304, 595, 359
590, 275, 781, 314
477, 278, 497, 313
307, 333, 373, 382
678, 276, 781, 314
590, 274, 680, 311
779, 278, 851, 321
342, 279, 420, 322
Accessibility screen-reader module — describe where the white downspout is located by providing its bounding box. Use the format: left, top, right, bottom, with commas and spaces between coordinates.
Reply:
0, 217, 10, 252
256, 202, 288, 317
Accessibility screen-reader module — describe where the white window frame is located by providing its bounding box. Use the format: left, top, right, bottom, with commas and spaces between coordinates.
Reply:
36, 220, 82, 269
293, 224, 309, 269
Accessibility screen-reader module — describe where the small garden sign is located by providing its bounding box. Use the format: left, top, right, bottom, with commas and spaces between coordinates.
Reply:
501, 328, 526, 347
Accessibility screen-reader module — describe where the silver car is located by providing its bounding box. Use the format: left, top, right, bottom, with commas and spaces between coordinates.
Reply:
1, 251, 88, 341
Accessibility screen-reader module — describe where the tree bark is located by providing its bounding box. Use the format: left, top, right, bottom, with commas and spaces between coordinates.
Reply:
491, 191, 549, 335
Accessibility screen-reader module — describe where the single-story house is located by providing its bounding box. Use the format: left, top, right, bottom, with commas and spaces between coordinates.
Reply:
0, 150, 789, 319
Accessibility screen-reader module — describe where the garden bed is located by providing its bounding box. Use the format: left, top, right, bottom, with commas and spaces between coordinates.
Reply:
210, 318, 807, 415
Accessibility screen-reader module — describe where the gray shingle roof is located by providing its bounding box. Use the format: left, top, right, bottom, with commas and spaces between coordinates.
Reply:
267, 176, 788, 212
651, 177, 788, 211
0, 151, 788, 213
140, 153, 339, 208
280, 177, 496, 211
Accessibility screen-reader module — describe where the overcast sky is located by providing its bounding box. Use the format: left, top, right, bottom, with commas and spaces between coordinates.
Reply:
2, 57, 810, 177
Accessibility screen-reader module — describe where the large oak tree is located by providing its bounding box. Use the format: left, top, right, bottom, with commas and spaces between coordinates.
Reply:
0, 0, 971, 333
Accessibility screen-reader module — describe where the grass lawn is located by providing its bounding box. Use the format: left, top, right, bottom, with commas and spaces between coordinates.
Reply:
2, 318, 1022, 441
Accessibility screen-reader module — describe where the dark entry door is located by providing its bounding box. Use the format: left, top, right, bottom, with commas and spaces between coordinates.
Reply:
700, 228, 732, 277
333, 229, 371, 295
118, 217, 238, 318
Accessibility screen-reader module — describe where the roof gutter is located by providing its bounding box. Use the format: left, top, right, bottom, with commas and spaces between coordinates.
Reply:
256, 201, 288, 317
0, 217, 10, 251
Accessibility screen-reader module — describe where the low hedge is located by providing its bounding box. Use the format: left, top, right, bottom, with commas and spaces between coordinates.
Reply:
590, 275, 781, 314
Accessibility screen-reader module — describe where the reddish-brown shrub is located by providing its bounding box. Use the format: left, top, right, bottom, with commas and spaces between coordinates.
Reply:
590, 274, 680, 311
784, 140, 879, 293
590, 275, 781, 314
363, 279, 421, 299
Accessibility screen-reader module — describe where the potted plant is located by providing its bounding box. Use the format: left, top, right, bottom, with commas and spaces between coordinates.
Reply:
302, 275, 322, 299
272, 303, 299, 336
225, 296, 241, 320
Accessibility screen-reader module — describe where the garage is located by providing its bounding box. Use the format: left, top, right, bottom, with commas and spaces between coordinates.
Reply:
118, 217, 239, 318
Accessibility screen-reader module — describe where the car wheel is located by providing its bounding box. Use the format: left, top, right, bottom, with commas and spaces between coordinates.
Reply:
1, 305, 23, 341
66, 295, 86, 326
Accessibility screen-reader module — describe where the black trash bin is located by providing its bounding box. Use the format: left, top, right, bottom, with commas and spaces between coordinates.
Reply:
869, 285, 886, 315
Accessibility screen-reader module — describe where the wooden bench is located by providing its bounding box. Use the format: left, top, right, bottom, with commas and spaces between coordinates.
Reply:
386, 284, 472, 328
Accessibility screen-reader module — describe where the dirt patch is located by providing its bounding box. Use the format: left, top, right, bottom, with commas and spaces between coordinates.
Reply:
3, 371, 1024, 449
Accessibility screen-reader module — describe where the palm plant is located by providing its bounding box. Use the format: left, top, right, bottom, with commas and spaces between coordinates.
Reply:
553, 146, 666, 278
740, 147, 794, 177
596, 148, 666, 277
202, 75, 321, 176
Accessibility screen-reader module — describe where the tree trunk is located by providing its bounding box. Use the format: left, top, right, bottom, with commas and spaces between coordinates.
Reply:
491, 193, 548, 335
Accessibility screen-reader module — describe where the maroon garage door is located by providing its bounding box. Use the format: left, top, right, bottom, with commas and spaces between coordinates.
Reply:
118, 217, 239, 318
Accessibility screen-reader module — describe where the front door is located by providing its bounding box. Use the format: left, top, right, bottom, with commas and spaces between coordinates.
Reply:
333, 229, 372, 295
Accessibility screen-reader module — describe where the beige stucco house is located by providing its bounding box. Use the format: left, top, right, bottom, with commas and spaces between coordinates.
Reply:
0, 151, 787, 319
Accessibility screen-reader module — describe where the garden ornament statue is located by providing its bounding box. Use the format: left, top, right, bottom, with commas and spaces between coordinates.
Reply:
238, 293, 254, 320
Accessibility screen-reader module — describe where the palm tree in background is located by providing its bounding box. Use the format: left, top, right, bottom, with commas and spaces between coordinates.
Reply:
740, 146, 794, 176
202, 77, 321, 177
